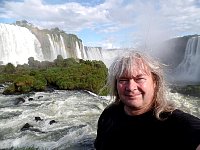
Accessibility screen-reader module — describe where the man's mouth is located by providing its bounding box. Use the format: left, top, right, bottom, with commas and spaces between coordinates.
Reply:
125, 93, 141, 97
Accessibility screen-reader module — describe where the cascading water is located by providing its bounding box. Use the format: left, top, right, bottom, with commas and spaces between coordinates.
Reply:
0, 88, 110, 149
173, 36, 200, 82
0, 23, 90, 65
84, 47, 103, 61
0, 23, 44, 65
0, 23, 131, 67
75, 41, 83, 59
101, 49, 128, 67
47, 34, 68, 61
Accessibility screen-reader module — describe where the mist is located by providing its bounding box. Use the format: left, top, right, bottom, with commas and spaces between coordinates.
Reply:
129, 1, 173, 56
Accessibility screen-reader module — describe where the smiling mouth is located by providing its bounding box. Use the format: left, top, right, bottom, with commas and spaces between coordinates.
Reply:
125, 93, 141, 97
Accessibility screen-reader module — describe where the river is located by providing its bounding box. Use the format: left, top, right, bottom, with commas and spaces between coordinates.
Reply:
0, 88, 199, 149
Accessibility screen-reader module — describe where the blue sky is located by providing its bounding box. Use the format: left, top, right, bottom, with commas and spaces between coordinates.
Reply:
0, 0, 200, 49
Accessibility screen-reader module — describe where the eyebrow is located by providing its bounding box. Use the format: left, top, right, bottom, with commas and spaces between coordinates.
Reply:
136, 74, 146, 77
119, 74, 147, 79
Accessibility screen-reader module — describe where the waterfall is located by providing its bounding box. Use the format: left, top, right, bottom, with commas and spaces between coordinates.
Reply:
0, 24, 97, 65
0, 23, 127, 67
47, 34, 68, 61
0, 23, 87, 65
101, 49, 127, 67
84, 46, 103, 60
82, 47, 126, 67
174, 36, 200, 82
0, 23, 44, 65
75, 41, 83, 59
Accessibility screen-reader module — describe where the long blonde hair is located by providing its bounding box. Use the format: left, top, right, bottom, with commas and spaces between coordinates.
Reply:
106, 50, 175, 119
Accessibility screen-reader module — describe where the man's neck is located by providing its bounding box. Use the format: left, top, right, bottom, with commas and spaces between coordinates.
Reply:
124, 105, 152, 116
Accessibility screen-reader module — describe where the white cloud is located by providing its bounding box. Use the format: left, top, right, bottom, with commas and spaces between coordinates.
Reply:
2, 0, 200, 33
2, 0, 110, 32
159, 0, 200, 34
0, 0, 200, 48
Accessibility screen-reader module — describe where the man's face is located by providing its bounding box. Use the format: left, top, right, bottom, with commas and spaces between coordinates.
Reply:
117, 69, 156, 115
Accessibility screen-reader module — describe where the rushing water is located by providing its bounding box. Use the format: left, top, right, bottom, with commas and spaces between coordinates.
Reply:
0, 89, 109, 150
0, 88, 199, 150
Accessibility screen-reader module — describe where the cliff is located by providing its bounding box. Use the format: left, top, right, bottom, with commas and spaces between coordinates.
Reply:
15, 20, 85, 61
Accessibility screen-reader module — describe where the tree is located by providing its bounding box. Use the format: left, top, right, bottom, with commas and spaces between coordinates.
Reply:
28, 57, 35, 67
3, 63, 16, 74
54, 55, 64, 66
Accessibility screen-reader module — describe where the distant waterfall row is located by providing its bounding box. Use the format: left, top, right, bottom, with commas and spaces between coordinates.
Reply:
0, 23, 104, 66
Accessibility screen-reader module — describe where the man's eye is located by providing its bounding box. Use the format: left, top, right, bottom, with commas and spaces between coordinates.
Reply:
118, 79, 128, 83
135, 78, 146, 83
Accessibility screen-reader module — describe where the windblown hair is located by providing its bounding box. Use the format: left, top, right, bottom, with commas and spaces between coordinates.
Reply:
106, 50, 175, 120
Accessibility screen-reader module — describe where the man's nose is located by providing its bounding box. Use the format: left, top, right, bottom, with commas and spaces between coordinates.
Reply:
126, 79, 137, 91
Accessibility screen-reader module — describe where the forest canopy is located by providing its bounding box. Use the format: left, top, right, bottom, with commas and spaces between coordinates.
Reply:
0, 55, 108, 95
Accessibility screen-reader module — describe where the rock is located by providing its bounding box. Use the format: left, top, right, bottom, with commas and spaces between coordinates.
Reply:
38, 96, 43, 99
49, 120, 57, 125
14, 97, 25, 105
20, 123, 33, 131
35, 116, 43, 122
28, 97, 34, 101
20, 123, 45, 133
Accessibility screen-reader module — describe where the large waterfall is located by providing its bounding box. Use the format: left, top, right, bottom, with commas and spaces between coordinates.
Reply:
0, 23, 44, 65
173, 36, 200, 83
0, 23, 91, 65
0, 23, 127, 67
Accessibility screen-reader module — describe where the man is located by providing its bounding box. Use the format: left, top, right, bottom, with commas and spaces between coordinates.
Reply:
94, 51, 200, 150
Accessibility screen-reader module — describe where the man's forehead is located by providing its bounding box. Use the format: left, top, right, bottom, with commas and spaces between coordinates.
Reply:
119, 69, 150, 77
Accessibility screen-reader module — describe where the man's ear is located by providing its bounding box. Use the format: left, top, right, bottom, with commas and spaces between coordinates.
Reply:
152, 73, 157, 89
153, 81, 156, 89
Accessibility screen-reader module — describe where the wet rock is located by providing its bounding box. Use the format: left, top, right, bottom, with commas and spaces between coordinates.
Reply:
14, 97, 25, 105
38, 96, 43, 99
21, 123, 45, 133
28, 97, 34, 101
35, 116, 43, 122
49, 120, 57, 125
20, 123, 33, 131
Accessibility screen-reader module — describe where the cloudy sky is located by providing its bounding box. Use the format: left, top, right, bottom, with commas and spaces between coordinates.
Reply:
0, 0, 200, 49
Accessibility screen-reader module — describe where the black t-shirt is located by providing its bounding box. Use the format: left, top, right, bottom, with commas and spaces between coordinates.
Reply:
94, 103, 200, 150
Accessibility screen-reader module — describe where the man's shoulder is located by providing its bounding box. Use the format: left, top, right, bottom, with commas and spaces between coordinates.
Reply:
171, 109, 200, 148
169, 109, 200, 126
172, 109, 200, 120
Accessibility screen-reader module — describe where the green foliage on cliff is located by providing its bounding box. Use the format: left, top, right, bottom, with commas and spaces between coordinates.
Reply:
0, 56, 108, 95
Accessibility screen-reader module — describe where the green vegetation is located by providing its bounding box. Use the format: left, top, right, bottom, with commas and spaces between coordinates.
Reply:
170, 85, 200, 97
0, 55, 108, 95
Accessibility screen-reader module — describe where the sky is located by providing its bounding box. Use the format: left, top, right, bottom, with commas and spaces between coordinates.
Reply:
0, 0, 200, 49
